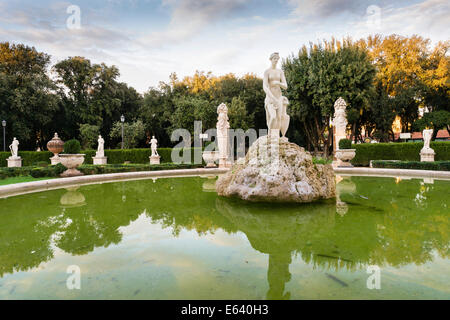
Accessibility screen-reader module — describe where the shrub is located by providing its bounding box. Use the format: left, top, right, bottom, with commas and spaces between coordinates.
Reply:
352, 141, 450, 166
63, 139, 82, 154
339, 139, 352, 149
372, 160, 450, 171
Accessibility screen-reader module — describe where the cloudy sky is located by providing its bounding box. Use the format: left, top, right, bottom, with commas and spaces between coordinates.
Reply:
1, 0, 449, 93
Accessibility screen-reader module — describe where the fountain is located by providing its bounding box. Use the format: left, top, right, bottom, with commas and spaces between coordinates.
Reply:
216, 53, 336, 203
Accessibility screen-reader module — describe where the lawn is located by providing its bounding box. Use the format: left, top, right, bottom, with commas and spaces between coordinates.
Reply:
0, 176, 56, 186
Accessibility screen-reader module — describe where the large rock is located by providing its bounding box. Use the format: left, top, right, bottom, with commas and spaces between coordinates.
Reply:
216, 135, 336, 202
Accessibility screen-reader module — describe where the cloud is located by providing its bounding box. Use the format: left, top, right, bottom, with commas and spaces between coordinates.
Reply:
349, 0, 450, 43
286, 0, 374, 21
139, 0, 247, 46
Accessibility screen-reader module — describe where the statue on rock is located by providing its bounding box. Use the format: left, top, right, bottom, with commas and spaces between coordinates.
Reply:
263, 52, 290, 139
215, 52, 335, 203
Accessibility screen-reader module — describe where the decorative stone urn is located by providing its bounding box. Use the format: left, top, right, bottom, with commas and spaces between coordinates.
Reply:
59, 154, 85, 177
202, 151, 219, 168
335, 149, 356, 167
47, 133, 64, 165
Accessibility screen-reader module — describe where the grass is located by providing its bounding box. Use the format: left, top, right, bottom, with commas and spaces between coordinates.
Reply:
0, 176, 56, 186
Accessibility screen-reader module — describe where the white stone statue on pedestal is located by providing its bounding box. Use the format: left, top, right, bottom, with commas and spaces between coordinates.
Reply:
332, 97, 348, 150
7, 137, 22, 167
93, 135, 107, 165
96, 135, 104, 157
263, 52, 290, 139
420, 129, 435, 162
216, 103, 231, 168
332, 98, 356, 168
151, 136, 159, 156
150, 135, 160, 164
9, 137, 19, 158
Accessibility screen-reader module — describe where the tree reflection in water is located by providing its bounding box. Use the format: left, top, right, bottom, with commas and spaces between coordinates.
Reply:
0, 176, 448, 299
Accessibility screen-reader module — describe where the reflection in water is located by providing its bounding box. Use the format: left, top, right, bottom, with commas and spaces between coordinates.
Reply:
60, 187, 86, 208
0, 176, 449, 299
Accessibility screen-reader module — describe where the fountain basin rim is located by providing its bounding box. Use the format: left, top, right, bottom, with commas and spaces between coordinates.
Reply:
1, 167, 448, 199
0, 167, 229, 199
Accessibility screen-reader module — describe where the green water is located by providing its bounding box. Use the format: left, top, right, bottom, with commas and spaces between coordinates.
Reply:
0, 176, 449, 300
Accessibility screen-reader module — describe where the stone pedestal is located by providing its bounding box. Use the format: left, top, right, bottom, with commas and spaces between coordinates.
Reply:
93, 156, 107, 165
219, 158, 232, 169
50, 155, 61, 165
150, 155, 161, 164
420, 149, 435, 162
7, 157, 22, 168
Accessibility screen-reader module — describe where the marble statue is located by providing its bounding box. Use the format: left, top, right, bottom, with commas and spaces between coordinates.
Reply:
96, 135, 105, 158
420, 129, 435, 162
93, 135, 107, 165
151, 135, 159, 156
150, 135, 160, 164
332, 97, 348, 150
9, 137, 19, 159
7, 137, 22, 167
216, 103, 231, 168
215, 52, 336, 203
263, 52, 290, 138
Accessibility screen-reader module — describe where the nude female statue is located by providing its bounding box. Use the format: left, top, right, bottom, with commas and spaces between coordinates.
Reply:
263, 52, 290, 138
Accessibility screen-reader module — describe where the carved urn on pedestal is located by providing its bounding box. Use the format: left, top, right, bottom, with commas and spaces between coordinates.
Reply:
47, 133, 64, 165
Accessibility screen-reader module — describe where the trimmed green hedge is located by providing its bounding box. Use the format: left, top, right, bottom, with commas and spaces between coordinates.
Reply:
0, 162, 204, 180
352, 142, 450, 166
1, 147, 202, 167
372, 160, 450, 171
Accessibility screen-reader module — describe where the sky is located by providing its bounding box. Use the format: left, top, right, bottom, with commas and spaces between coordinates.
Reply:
0, 0, 449, 93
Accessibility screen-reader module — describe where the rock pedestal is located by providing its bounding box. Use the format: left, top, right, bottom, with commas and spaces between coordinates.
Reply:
216, 135, 336, 203
150, 155, 161, 164
93, 156, 107, 165
7, 157, 22, 168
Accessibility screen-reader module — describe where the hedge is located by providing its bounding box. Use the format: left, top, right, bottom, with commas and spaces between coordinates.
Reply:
1, 147, 203, 167
372, 160, 450, 171
352, 142, 450, 166
0, 163, 204, 180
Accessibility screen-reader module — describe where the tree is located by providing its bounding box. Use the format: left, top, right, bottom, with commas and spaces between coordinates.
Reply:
0, 42, 60, 150
283, 38, 376, 156
169, 96, 215, 138
109, 120, 145, 149
79, 124, 100, 149
358, 35, 450, 131
413, 110, 450, 139
228, 97, 253, 131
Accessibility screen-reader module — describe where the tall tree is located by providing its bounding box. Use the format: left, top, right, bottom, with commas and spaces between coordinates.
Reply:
0, 42, 59, 150
283, 38, 376, 156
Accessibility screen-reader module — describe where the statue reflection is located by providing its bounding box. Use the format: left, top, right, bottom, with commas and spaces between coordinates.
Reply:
215, 197, 336, 300
335, 175, 356, 216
